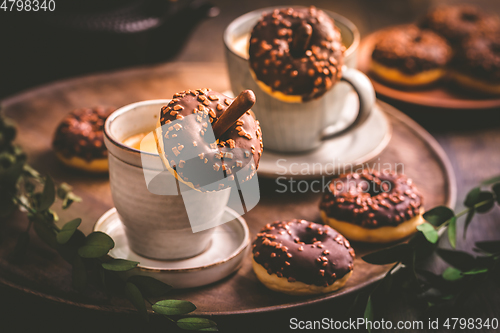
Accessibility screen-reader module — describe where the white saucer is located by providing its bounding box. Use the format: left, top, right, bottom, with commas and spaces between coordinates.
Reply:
257, 92, 392, 178
94, 207, 250, 289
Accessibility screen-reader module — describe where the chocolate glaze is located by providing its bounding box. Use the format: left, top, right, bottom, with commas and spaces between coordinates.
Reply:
159, 89, 263, 190
421, 5, 500, 45
249, 6, 344, 101
371, 25, 452, 75
320, 170, 423, 229
53, 106, 115, 161
454, 34, 500, 83
252, 220, 354, 287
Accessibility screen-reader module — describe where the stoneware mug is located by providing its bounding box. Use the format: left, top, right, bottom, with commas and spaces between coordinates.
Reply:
104, 100, 231, 260
224, 6, 376, 153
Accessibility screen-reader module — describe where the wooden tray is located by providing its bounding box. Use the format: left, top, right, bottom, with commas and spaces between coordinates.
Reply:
0, 63, 456, 316
358, 26, 500, 110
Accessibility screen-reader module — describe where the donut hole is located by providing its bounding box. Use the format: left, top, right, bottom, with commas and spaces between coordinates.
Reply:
461, 12, 479, 22
291, 228, 331, 245
413, 35, 422, 43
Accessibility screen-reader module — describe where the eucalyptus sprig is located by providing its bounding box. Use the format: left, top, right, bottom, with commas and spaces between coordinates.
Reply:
0, 111, 217, 331
359, 175, 500, 331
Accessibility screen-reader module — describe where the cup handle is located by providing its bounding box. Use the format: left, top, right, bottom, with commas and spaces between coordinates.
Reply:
320, 66, 376, 141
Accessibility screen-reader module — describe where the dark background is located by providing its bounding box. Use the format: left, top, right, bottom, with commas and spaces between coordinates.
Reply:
1, 0, 500, 332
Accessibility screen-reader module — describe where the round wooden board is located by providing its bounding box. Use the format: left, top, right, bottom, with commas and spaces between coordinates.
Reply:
358, 25, 500, 110
0, 62, 456, 316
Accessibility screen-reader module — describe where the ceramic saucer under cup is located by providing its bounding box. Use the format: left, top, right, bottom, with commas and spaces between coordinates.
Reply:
255, 91, 392, 178
94, 207, 250, 289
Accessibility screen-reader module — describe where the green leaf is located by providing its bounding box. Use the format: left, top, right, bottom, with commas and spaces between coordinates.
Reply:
382, 269, 393, 294
408, 232, 437, 262
197, 328, 218, 332
22, 164, 40, 179
56, 182, 73, 199
464, 187, 495, 213
127, 275, 172, 297
437, 249, 476, 271
56, 218, 82, 244
102, 259, 139, 272
152, 300, 197, 316
0, 151, 15, 167
33, 219, 57, 248
448, 217, 457, 248
475, 191, 495, 213
124, 282, 148, 322
464, 187, 480, 208
0, 157, 25, 188
45, 209, 58, 223
56, 229, 86, 263
493, 183, 500, 205
423, 206, 455, 226
62, 192, 82, 209
463, 209, 475, 238
362, 243, 411, 265
403, 251, 418, 288
77, 231, 114, 258
481, 175, 500, 185
416, 269, 443, 287
364, 296, 373, 333
416, 223, 439, 244
346, 293, 360, 315
474, 240, 500, 254
38, 176, 56, 211
56, 182, 82, 209
442, 267, 462, 281
177, 318, 217, 331
72, 255, 87, 291
462, 268, 488, 275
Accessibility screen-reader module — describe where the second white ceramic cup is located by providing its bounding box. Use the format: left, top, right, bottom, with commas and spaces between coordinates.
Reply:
224, 7, 376, 153
104, 100, 230, 260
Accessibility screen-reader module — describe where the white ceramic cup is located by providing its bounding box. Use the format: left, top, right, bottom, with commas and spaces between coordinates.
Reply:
224, 7, 376, 153
104, 100, 231, 260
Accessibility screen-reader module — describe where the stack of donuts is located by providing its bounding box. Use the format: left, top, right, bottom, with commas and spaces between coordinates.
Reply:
370, 4, 500, 95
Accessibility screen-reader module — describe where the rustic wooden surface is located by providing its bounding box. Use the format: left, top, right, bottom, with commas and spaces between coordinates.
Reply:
1, 62, 453, 315
357, 26, 500, 110
1, 0, 500, 332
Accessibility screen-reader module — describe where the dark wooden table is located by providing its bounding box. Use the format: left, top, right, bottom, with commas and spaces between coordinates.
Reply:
2, 0, 500, 332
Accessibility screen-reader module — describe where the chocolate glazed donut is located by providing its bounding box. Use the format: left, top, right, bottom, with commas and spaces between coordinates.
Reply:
320, 170, 424, 243
421, 5, 500, 45
156, 89, 263, 191
53, 106, 115, 173
452, 34, 500, 95
249, 6, 344, 102
252, 220, 354, 295
370, 25, 452, 86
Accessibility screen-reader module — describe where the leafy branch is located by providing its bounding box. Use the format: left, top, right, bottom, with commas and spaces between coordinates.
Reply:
0, 111, 217, 331
359, 175, 500, 331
